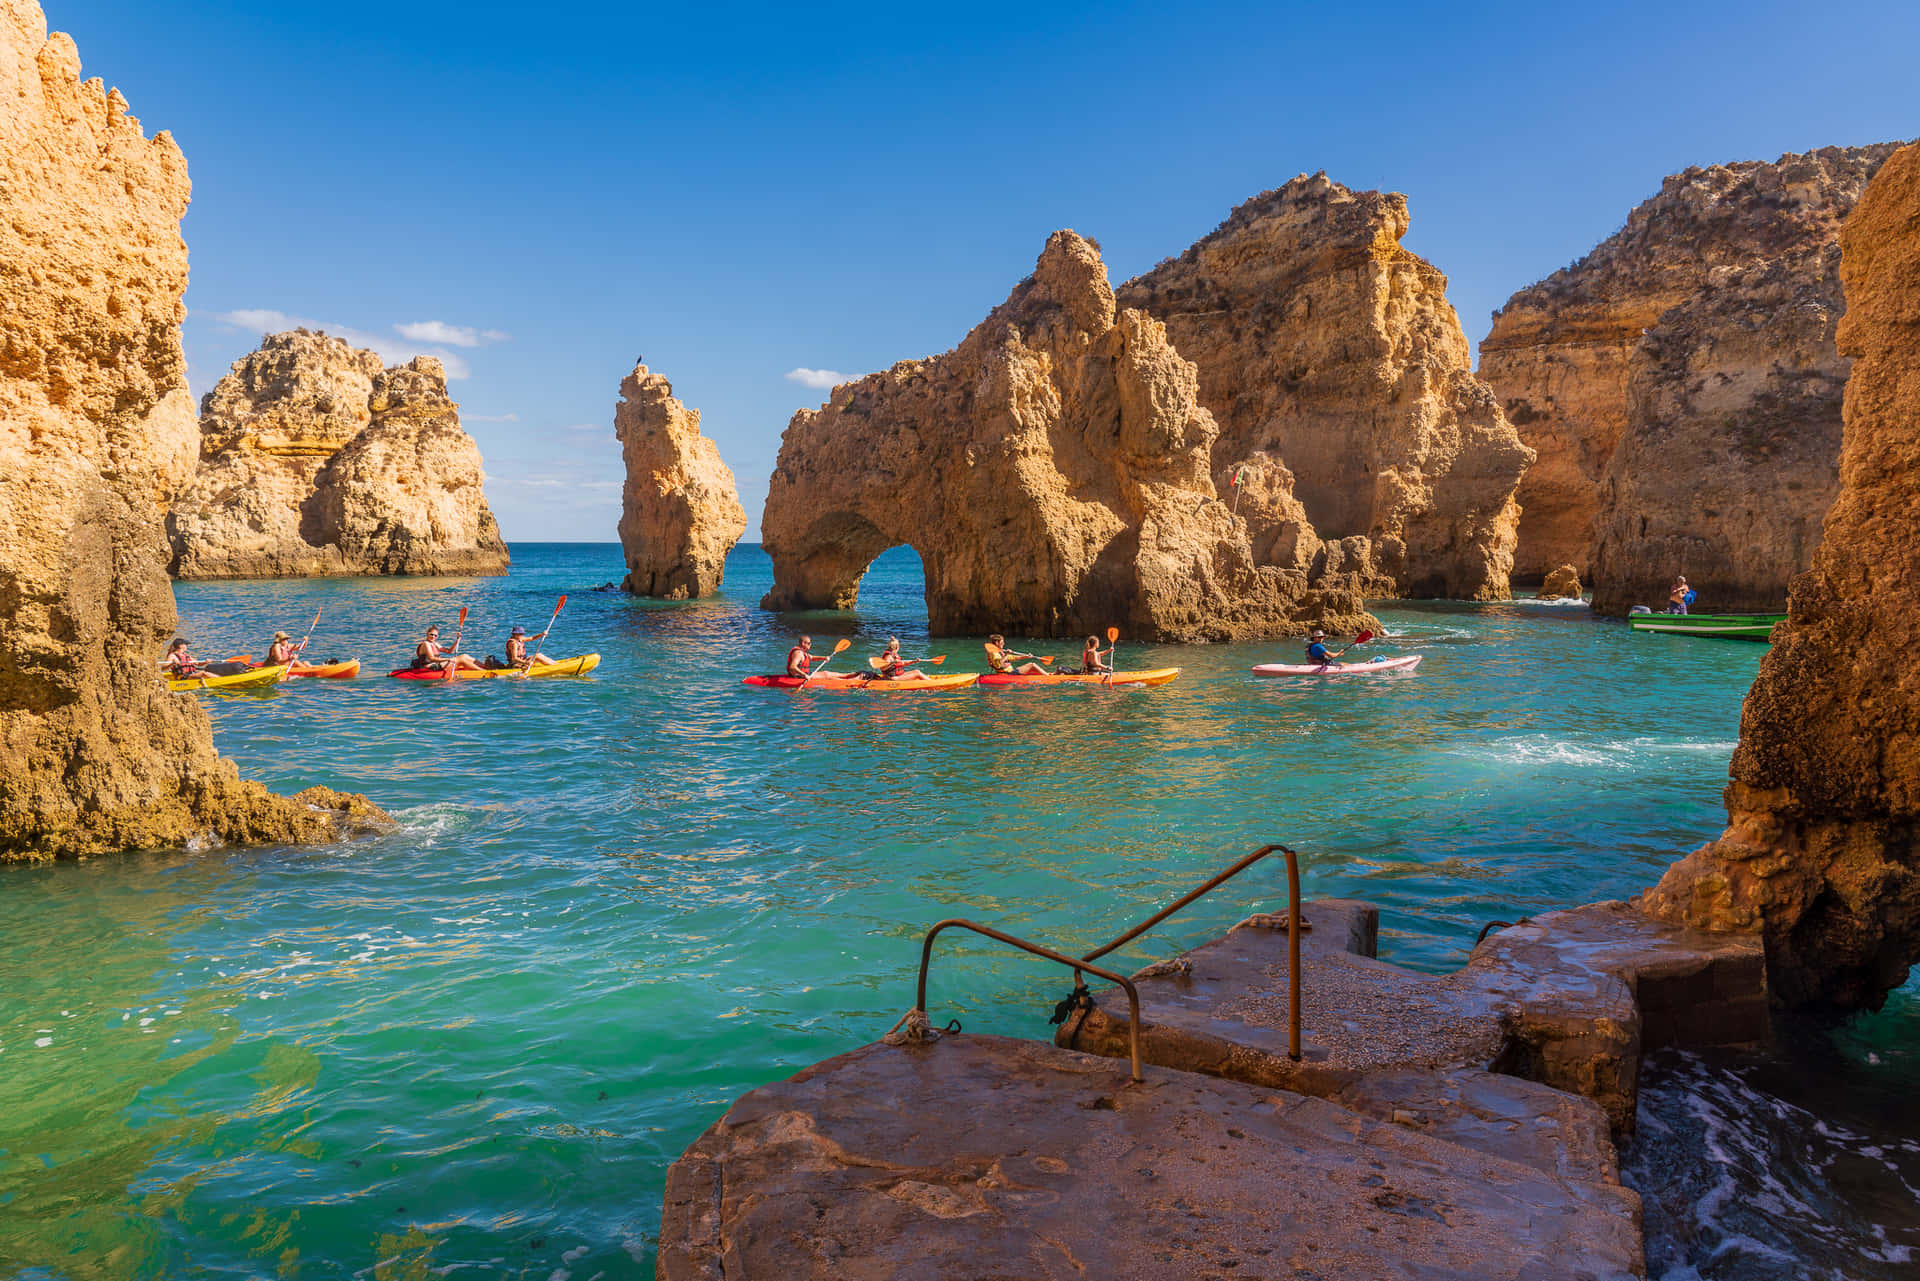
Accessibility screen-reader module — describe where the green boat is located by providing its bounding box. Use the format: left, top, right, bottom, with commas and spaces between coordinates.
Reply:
1627, 612, 1786, 642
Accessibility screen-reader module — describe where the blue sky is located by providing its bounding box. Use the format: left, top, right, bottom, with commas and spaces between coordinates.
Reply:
60, 0, 1919, 541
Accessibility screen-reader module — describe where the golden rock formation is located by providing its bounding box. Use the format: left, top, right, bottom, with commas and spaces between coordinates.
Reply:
0, 0, 386, 859
1639, 142, 1920, 1008
614, 363, 746, 599
1120, 174, 1533, 601
760, 232, 1374, 641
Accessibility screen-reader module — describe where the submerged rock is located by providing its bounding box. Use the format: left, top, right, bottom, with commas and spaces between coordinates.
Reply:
1481, 143, 1903, 608
1120, 174, 1533, 601
0, 0, 389, 859
1538, 564, 1584, 601
759, 231, 1373, 641
169, 331, 509, 579
613, 363, 745, 599
1640, 142, 1920, 1009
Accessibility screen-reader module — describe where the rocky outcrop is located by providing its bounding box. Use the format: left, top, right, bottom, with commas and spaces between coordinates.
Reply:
1481, 144, 1903, 606
168, 332, 509, 579
759, 232, 1374, 641
1539, 564, 1583, 601
1119, 174, 1534, 601
1640, 143, 1920, 1009
0, 0, 387, 859
614, 363, 746, 598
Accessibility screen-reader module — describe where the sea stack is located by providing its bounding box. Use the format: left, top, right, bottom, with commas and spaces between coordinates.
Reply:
1481, 143, 1903, 609
760, 231, 1374, 641
168, 330, 510, 579
1639, 142, 1920, 1009
1119, 174, 1534, 601
0, 0, 385, 858
614, 363, 746, 599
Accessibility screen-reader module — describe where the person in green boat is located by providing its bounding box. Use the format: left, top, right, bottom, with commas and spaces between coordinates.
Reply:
1666, 575, 1695, 615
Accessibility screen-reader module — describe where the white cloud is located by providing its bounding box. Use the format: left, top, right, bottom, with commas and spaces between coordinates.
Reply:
204, 309, 482, 381
393, 321, 510, 348
785, 367, 849, 390
467, 412, 521, 423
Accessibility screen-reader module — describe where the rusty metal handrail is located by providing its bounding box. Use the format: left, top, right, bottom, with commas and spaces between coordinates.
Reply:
916, 919, 1145, 1081
1077, 842, 1304, 1061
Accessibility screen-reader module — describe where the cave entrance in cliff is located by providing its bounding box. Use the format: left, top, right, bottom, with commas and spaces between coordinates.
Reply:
855, 545, 929, 627
774, 511, 929, 628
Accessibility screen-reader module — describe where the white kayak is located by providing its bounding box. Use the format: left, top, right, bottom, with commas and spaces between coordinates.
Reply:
1252, 655, 1423, 677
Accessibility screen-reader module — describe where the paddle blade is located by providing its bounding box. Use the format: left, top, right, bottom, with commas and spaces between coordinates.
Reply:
832, 639, 852, 654
1353, 629, 1374, 645
927, 655, 946, 665
868, 656, 886, 669
1040, 656, 1056, 664
555, 594, 568, 611
1106, 627, 1119, 643
456, 606, 468, 626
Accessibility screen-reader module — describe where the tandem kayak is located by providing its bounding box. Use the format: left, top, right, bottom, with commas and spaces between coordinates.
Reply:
168, 664, 288, 692
1252, 655, 1423, 676
287, 660, 360, 679
977, 668, 1181, 687
385, 654, 602, 680
743, 673, 980, 692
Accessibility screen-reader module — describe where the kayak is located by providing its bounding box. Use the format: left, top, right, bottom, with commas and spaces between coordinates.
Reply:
1628, 613, 1783, 642
385, 654, 602, 680
977, 668, 1181, 687
168, 664, 288, 692
743, 673, 980, 692
1252, 655, 1423, 676
287, 660, 360, 679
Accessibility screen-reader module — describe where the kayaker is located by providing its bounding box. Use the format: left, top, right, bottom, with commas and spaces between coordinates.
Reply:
505, 624, 552, 671
786, 636, 816, 678
1667, 575, 1692, 615
412, 623, 483, 674
161, 638, 199, 677
263, 631, 298, 668
874, 637, 930, 681
985, 634, 1046, 676
1305, 628, 1342, 669
1081, 635, 1112, 674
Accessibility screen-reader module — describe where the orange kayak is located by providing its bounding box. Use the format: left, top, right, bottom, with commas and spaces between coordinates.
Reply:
978, 668, 1181, 687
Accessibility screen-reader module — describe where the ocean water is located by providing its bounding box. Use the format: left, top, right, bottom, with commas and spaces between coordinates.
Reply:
1, 543, 1914, 1279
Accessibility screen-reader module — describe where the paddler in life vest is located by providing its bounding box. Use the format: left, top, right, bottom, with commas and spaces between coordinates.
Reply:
786, 636, 817, 679
413, 623, 483, 674
1081, 635, 1112, 674
263, 631, 299, 669
505, 624, 552, 671
874, 637, 931, 681
161, 638, 200, 678
1305, 628, 1342, 669
985, 634, 1046, 676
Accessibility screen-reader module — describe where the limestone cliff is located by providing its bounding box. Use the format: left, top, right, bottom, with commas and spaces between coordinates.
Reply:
760, 232, 1374, 641
0, 0, 386, 859
614, 364, 746, 599
1640, 143, 1920, 1009
1481, 144, 1903, 605
168, 332, 509, 579
1119, 174, 1533, 601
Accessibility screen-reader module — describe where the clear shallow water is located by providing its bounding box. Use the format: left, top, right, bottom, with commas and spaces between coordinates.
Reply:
1, 543, 1913, 1278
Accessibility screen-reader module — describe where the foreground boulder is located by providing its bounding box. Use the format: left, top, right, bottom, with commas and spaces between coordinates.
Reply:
169, 331, 509, 579
1120, 174, 1533, 601
1640, 142, 1920, 1009
760, 231, 1372, 641
614, 363, 745, 598
1481, 144, 1902, 606
0, 0, 388, 858
1538, 564, 1584, 601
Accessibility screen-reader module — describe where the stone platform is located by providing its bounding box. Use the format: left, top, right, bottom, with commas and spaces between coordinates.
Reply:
657, 1034, 1643, 1281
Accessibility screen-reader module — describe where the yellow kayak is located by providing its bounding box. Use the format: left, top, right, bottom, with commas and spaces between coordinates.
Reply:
385, 654, 602, 680
168, 664, 287, 692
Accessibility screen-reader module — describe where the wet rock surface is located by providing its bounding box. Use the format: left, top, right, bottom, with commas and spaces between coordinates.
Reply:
614, 363, 746, 599
1641, 142, 1920, 1011
1539, 564, 1584, 600
658, 1034, 1643, 1281
1121, 174, 1533, 601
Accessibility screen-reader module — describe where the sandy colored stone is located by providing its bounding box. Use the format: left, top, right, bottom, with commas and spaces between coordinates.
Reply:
0, 0, 388, 859
614, 363, 745, 598
658, 1035, 1643, 1281
169, 333, 509, 579
1120, 174, 1533, 600
1539, 563, 1584, 601
760, 231, 1375, 641
1640, 143, 1920, 1009
1481, 144, 1902, 604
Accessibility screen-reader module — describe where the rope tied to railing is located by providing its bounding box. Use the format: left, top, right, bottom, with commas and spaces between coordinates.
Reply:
1048, 984, 1094, 1025
882, 1007, 944, 1045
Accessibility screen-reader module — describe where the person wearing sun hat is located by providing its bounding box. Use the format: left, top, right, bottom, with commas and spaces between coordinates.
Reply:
1304, 627, 1344, 669
263, 630, 299, 668
504, 622, 553, 671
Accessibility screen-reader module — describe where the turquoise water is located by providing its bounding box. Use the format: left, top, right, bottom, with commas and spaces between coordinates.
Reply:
2, 543, 1914, 1278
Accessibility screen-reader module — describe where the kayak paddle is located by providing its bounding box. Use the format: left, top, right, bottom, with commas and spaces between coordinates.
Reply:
1333, 628, 1375, 659
446, 606, 468, 681
283, 607, 322, 683
800, 638, 853, 688
1104, 626, 1120, 686
868, 654, 947, 668
520, 594, 566, 678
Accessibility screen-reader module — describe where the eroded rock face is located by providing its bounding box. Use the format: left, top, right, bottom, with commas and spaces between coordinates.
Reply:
1539, 564, 1583, 601
1640, 143, 1920, 1009
169, 333, 509, 579
0, 0, 387, 858
1481, 144, 1902, 605
614, 363, 745, 599
1120, 174, 1533, 601
760, 232, 1373, 641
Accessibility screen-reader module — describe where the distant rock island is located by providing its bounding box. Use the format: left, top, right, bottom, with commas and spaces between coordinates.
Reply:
1122, 174, 1534, 602
760, 230, 1375, 641
1482, 143, 1904, 612
615, 362, 746, 599
168, 329, 509, 580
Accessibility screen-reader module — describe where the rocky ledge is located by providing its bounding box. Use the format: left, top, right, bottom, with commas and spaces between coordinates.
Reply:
614, 363, 746, 599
